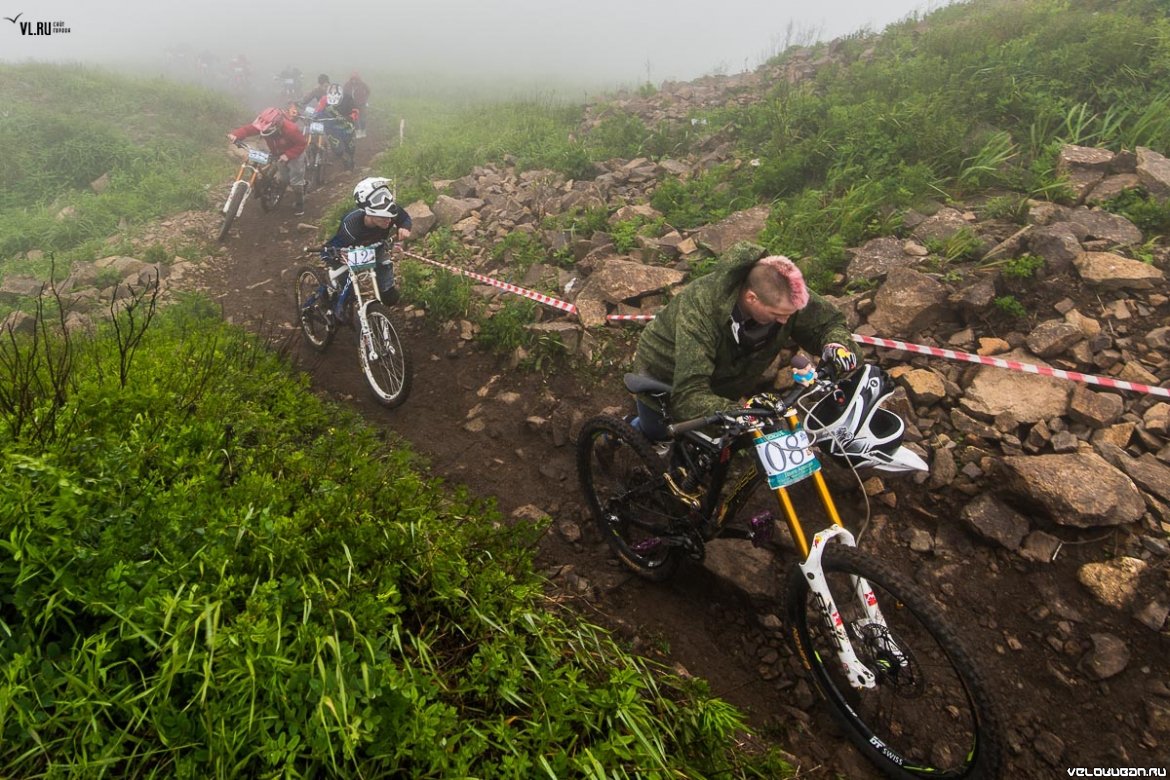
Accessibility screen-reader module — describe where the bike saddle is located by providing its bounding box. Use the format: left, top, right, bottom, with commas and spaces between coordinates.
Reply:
623, 373, 672, 395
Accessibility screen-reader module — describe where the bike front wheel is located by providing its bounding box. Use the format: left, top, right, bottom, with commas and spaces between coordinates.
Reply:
358, 302, 412, 408
786, 544, 1004, 779
577, 415, 680, 581
216, 184, 246, 243
306, 145, 323, 191
294, 266, 335, 351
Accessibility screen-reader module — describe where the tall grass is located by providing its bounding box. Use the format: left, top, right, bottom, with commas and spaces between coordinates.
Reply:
0, 63, 239, 266
0, 293, 790, 778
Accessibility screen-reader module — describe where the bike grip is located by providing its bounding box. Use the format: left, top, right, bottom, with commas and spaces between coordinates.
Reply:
667, 414, 722, 437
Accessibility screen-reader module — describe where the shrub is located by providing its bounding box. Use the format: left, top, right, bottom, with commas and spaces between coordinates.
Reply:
0, 294, 783, 778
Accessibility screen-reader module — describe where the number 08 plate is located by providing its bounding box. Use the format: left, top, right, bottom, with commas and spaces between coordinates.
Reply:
754, 428, 820, 489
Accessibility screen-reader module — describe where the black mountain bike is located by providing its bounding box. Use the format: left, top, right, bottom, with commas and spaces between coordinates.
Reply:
576, 361, 1004, 779
294, 241, 412, 408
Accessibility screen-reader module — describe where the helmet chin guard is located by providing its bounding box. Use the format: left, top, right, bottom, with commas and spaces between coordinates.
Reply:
804, 364, 928, 474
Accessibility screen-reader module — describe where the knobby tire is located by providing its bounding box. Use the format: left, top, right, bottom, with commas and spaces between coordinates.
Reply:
786, 544, 1004, 779
358, 301, 412, 408
217, 185, 246, 243
577, 415, 680, 581
294, 266, 335, 351
259, 176, 285, 212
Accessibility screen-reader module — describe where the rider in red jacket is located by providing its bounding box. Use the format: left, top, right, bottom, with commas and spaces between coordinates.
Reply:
227, 107, 309, 215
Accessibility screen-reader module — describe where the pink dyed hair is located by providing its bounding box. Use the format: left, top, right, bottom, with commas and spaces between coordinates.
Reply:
756, 255, 809, 310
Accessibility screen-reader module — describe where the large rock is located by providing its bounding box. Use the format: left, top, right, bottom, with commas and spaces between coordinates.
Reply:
704, 538, 781, 600
404, 200, 437, 238
865, 267, 952, 338
909, 207, 972, 244
1025, 319, 1083, 359
1095, 443, 1170, 504
1136, 146, 1170, 199
691, 205, 771, 256
1068, 386, 1123, 429
432, 195, 485, 226
1064, 207, 1142, 246
575, 257, 685, 305
845, 237, 920, 283
1074, 251, 1165, 291
960, 494, 1030, 551
1002, 452, 1146, 527
1025, 224, 1083, 275
1077, 557, 1147, 610
0, 275, 46, 306
961, 351, 1071, 423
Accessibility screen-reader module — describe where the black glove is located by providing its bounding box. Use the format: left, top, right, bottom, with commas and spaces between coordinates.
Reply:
821, 342, 858, 374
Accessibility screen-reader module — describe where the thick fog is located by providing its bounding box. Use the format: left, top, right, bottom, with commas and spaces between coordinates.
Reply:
2, 0, 949, 86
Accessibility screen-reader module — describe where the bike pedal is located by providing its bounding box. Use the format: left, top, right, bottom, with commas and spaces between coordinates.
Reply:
748, 511, 776, 548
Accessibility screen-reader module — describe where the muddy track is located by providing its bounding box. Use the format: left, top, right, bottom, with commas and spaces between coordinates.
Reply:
184, 122, 1169, 778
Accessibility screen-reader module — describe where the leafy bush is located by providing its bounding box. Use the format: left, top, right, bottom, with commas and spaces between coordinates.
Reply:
999, 254, 1045, 280
491, 231, 547, 277
1101, 189, 1170, 236
0, 294, 786, 778
650, 166, 750, 230
994, 294, 1028, 319
477, 297, 539, 354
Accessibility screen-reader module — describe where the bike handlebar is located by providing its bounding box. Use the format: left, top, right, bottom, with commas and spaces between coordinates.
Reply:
665, 357, 834, 439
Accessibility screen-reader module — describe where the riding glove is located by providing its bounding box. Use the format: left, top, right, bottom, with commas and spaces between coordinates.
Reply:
821, 342, 858, 373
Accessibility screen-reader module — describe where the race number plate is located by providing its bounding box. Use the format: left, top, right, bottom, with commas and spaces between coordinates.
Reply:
309, 121, 325, 134
247, 148, 271, 164
754, 427, 820, 489
344, 245, 377, 270
303, 105, 317, 117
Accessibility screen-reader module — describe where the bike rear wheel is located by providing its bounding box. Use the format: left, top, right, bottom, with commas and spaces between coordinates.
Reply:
216, 184, 246, 243
294, 267, 335, 351
577, 415, 680, 581
259, 174, 285, 212
358, 301, 412, 408
786, 544, 1003, 779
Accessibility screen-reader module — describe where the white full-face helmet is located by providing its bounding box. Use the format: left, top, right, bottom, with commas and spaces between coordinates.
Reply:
353, 177, 398, 218
804, 364, 928, 473
326, 83, 343, 106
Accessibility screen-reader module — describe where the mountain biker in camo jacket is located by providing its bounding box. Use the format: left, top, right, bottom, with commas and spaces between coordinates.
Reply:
629, 241, 859, 440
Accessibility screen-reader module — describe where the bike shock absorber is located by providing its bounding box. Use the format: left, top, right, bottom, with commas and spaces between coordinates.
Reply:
664, 468, 702, 512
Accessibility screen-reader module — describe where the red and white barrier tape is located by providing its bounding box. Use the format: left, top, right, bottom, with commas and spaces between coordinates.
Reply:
397, 250, 1169, 398
400, 249, 579, 315
853, 334, 1170, 398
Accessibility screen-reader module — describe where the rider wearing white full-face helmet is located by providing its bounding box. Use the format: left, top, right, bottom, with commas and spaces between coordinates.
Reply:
322, 177, 412, 304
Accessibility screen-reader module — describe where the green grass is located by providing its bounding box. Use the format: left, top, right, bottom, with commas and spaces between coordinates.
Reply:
0, 62, 240, 272
0, 294, 791, 778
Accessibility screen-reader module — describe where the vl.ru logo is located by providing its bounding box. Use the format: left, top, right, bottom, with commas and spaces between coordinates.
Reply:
4, 13, 72, 35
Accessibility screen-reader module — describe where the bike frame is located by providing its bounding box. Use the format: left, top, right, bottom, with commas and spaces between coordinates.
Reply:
667, 397, 888, 689
222, 149, 272, 217
324, 244, 392, 327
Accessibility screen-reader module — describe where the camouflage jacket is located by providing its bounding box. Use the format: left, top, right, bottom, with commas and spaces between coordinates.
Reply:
631, 242, 855, 422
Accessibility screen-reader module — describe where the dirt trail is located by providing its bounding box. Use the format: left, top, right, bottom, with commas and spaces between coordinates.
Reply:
184, 123, 1169, 779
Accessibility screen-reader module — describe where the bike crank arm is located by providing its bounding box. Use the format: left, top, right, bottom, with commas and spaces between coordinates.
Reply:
799, 526, 888, 690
